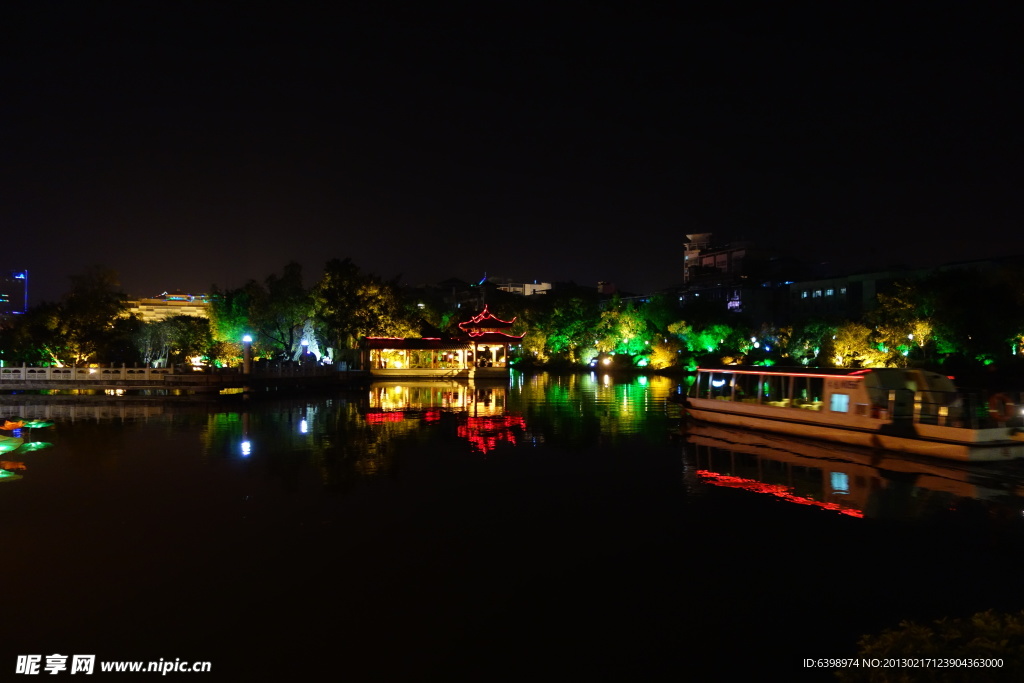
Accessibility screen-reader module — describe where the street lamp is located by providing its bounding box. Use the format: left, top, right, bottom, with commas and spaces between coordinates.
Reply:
242, 334, 253, 374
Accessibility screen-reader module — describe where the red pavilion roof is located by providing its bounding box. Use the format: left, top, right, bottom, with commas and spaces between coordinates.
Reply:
458, 305, 517, 332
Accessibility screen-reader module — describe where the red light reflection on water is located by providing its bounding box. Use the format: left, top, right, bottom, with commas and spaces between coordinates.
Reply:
697, 470, 864, 518
365, 411, 405, 424
457, 415, 527, 454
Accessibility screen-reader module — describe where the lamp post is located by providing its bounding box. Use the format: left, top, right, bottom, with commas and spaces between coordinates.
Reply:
242, 335, 253, 374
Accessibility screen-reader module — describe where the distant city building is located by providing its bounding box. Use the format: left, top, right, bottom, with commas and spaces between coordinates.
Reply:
491, 278, 552, 296
786, 268, 914, 322
125, 291, 211, 323
679, 233, 797, 323
0, 270, 29, 315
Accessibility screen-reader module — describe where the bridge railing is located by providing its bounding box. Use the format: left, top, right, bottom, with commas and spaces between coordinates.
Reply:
0, 366, 175, 381
0, 364, 350, 382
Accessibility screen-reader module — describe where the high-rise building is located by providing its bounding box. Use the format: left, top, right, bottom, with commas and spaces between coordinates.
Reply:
0, 270, 29, 315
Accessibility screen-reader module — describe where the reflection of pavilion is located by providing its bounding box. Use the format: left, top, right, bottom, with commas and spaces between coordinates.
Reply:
366, 381, 526, 453
361, 306, 525, 378
685, 423, 1024, 521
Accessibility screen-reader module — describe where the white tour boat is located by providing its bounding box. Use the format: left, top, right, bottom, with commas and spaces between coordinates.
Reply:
683, 366, 1024, 462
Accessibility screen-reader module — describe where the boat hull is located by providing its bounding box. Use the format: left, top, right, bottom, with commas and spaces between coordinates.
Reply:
686, 398, 1024, 462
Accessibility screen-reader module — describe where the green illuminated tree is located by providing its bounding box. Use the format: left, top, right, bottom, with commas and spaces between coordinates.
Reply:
788, 320, 836, 366
595, 299, 652, 356
208, 285, 252, 344
0, 301, 68, 366
208, 263, 315, 361
500, 286, 600, 365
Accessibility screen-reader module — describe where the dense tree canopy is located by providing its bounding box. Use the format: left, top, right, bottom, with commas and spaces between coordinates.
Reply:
3, 259, 1023, 377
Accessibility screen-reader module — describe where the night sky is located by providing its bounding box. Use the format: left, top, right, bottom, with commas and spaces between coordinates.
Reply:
6, 5, 1022, 305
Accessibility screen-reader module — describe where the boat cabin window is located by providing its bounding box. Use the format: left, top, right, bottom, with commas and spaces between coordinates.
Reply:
791, 375, 824, 406
762, 373, 787, 403
733, 372, 760, 402
708, 376, 730, 399
694, 372, 732, 399
830, 393, 850, 413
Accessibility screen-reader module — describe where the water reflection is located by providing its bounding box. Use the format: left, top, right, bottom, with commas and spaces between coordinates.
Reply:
684, 422, 1024, 523
369, 380, 522, 454
0, 419, 56, 482
186, 373, 679, 488
517, 372, 677, 447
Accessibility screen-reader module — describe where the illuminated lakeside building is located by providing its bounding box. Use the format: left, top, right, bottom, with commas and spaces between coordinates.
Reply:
125, 291, 211, 323
361, 305, 525, 378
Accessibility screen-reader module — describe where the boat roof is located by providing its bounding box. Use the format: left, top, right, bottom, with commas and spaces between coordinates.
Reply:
696, 366, 874, 379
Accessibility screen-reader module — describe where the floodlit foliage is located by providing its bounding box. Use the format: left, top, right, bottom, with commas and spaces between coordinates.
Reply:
648, 338, 683, 369
829, 322, 875, 368
0, 267, 129, 366
134, 316, 213, 367
6, 258, 1024, 376
208, 263, 314, 360
312, 258, 418, 350
595, 300, 649, 356
837, 609, 1024, 682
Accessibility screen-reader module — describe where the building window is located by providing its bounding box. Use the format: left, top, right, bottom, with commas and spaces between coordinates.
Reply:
840, 287, 847, 295
825, 288, 834, 296
801, 291, 809, 299
813, 290, 822, 298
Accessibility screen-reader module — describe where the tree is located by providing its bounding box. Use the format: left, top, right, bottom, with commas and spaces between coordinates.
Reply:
0, 301, 68, 366
830, 322, 873, 368
133, 316, 213, 367
312, 258, 418, 350
871, 281, 933, 365
0, 267, 138, 366
60, 266, 129, 364
209, 284, 254, 345
914, 268, 1021, 364
208, 264, 312, 361
595, 298, 651, 356
788, 320, 837, 366
542, 296, 602, 362
251, 262, 313, 359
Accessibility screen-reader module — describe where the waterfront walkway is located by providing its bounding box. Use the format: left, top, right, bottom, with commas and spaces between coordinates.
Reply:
0, 364, 369, 392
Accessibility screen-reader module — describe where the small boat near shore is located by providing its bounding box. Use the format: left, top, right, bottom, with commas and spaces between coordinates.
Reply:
682, 366, 1024, 462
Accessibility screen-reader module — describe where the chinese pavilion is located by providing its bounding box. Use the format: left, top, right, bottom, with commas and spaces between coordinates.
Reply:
361, 306, 525, 377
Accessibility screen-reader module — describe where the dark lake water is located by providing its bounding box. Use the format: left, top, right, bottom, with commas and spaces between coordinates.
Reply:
5, 372, 1024, 680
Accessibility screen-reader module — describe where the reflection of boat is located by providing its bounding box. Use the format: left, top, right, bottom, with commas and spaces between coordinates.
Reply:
686, 367, 1024, 461
684, 422, 1024, 520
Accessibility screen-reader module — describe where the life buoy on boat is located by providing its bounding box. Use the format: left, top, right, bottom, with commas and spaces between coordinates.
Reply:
987, 393, 1017, 422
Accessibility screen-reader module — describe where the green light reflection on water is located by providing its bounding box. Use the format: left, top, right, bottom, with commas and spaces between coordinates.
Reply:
195, 372, 684, 484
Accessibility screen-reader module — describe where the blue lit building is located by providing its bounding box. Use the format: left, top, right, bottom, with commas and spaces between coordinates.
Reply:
0, 270, 28, 315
